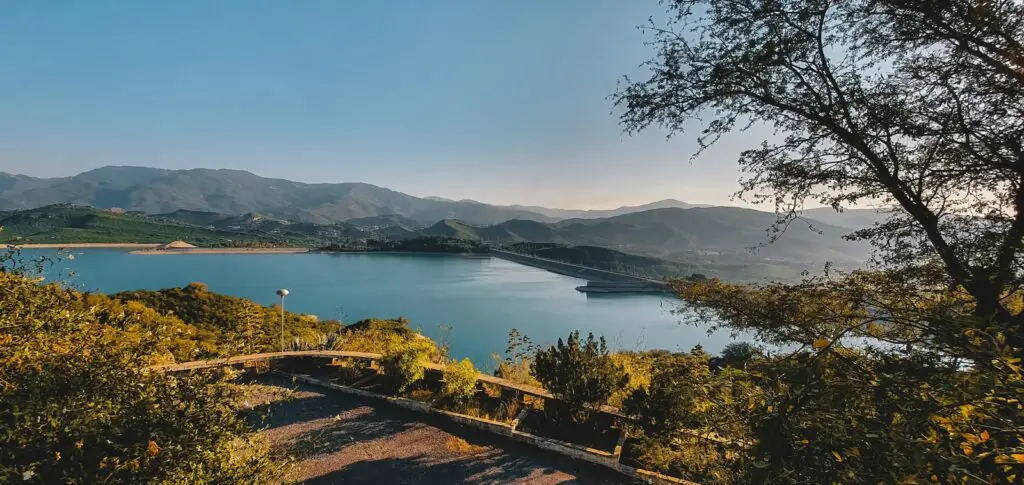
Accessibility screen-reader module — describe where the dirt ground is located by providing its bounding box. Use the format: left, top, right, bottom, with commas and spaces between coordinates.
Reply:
239, 374, 637, 484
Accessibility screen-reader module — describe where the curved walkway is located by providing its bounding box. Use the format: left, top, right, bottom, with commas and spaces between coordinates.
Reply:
242, 374, 635, 484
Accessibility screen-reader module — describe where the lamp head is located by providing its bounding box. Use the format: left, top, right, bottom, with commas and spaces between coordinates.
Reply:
276, 289, 289, 297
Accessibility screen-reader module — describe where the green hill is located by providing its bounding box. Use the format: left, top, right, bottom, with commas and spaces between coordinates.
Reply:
0, 205, 394, 248
151, 209, 234, 227
0, 205, 275, 245
115, 282, 339, 343
345, 214, 422, 229
423, 220, 483, 240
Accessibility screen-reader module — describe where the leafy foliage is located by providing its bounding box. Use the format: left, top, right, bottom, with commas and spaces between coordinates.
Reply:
622, 348, 761, 482
116, 283, 340, 356
715, 342, 763, 370
441, 358, 479, 406
666, 275, 1024, 483
532, 331, 629, 424
381, 339, 435, 394
614, 0, 1024, 482
616, 0, 1024, 335
332, 317, 434, 357
0, 268, 278, 483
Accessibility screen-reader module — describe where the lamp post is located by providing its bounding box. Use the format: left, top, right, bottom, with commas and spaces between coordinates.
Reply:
276, 289, 289, 352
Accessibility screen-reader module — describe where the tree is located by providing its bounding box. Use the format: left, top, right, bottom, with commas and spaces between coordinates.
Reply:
668, 272, 1024, 483
491, 328, 540, 387
615, 1, 1024, 481
532, 331, 629, 424
235, 301, 266, 355
615, 0, 1024, 342
715, 342, 763, 370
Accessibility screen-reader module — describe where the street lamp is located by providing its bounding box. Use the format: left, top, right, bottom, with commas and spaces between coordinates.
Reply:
276, 289, 289, 352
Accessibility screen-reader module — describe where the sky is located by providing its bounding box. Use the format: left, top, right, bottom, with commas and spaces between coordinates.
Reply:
0, 0, 772, 209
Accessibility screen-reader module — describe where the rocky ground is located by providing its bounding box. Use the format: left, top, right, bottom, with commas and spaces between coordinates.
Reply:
238, 374, 636, 484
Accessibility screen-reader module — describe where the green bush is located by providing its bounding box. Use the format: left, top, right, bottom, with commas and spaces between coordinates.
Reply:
532, 330, 628, 424
333, 318, 434, 356
381, 340, 434, 394
441, 358, 478, 406
0, 270, 279, 483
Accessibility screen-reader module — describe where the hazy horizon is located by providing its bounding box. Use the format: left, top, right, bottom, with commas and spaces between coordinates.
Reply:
0, 1, 776, 209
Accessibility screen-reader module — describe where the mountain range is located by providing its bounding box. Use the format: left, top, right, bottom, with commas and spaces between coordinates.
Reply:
0, 166, 553, 226
0, 166, 885, 229
423, 207, 872, 268
0, 203, 871, 281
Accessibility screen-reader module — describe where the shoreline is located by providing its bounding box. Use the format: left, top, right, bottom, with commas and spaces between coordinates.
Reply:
131, 247, 310, 255
314, 249, 488, 257
8, 243, 163, 249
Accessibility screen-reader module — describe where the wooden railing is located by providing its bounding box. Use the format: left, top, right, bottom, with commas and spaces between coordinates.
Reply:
149, 350, 626, 414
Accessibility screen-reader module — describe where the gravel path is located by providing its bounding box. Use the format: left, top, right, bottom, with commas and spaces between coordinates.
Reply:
240, 375, 636, 484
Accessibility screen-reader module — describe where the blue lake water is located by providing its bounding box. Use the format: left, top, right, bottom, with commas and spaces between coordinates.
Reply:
22, 250, 740, 367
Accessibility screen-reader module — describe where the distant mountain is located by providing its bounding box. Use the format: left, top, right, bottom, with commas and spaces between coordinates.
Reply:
800, 207, 889, 231
345, 214, 422, 229
424, 207, 872, 269
508, 199, 707, 219
0, 166, 890, 234
0, 166, 555, 226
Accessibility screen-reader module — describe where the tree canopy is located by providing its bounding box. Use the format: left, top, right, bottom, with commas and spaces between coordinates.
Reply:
616, 0, 1024, 337
615, 0, 1024, 482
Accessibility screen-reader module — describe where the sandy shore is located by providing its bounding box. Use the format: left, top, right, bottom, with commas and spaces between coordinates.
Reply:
131, 247, 310, 255
9, 243, 163, 249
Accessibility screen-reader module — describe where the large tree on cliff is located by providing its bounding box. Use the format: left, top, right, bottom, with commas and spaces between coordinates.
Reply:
615, 0, 1024, 339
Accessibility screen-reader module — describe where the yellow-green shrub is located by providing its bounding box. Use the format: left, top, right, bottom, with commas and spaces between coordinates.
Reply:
441, 358, 478, 405
381, 339, 435, 393
0, 270, 279, 483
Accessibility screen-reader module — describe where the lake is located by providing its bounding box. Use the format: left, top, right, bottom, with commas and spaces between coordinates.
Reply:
21, 249, 741, 367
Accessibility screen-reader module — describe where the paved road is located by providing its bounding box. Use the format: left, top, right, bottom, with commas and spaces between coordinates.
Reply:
240, 375, 636, 484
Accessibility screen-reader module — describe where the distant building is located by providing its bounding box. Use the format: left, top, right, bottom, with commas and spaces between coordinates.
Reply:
108, 207, 126, 214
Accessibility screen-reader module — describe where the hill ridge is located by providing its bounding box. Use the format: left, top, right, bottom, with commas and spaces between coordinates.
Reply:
0, 166, 886, 230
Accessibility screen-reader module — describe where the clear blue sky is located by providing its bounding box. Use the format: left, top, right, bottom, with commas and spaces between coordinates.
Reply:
0, 0, 765, 209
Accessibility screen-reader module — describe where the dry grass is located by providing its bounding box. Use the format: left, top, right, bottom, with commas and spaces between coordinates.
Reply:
408, 388, 437, 403
445, 436, 488, 454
